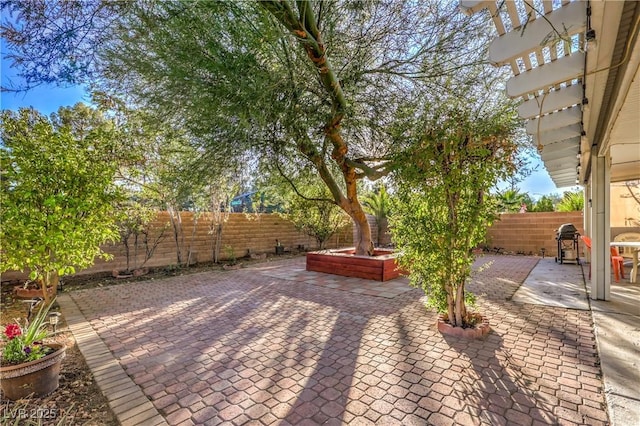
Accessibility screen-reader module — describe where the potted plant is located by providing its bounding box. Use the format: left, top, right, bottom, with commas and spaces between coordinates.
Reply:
390, 83, 519, 337
0, 300, 66, 400
0, 106, 121, 305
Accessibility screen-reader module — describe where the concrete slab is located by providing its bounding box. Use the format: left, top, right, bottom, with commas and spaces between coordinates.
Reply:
514, 258, 640, 426
591, 282, 640, 316
512, 257, 589, 309
588, 266, 640, 426
592, 311, 640, 426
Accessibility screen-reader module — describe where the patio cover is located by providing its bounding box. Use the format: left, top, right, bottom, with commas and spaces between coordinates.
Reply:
460, 0, 640, 300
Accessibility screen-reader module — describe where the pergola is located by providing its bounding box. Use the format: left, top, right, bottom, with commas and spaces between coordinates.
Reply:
461, 0, 640, 300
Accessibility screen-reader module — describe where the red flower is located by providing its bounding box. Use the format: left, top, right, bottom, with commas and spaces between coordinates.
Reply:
4, 324, 22, 340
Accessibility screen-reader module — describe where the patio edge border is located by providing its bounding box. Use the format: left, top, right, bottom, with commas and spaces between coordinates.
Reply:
58, 294, 168, 426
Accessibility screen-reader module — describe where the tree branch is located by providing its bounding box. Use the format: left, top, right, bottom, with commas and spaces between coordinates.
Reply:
261, 0, 348, 166
273, 156, 335, 204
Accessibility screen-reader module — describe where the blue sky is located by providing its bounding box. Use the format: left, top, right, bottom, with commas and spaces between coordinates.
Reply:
505, 167, 575, 198
1, 43, 571, 199
0, 84, 89, 115
1, 38, 90, 114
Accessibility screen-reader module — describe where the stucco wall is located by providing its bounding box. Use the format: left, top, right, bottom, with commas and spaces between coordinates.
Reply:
610, 183, 640, 228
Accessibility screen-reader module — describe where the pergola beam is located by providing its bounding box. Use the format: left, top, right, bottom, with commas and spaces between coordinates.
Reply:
535, 123, 582, 145
526, 105, 582, 134
518, 84, 583, 119
537, 136, 580, 154
489, 1, 586, 66
507, 52, 585, 98
541, 149, 579, 162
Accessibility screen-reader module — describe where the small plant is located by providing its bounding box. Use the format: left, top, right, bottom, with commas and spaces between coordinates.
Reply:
224, 245, 236, 265
281, 198, 351, 250
163, 264, 181, 275
116, 202, 168, 272
1, 301, 55, 365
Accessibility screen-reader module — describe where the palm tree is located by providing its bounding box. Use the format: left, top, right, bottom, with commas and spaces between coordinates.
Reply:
556, 191, 584, 212
496, 188, 531, 213
361, 186, 392, 246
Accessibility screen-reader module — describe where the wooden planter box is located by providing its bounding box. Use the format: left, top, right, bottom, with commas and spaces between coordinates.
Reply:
306, 248, 404, 281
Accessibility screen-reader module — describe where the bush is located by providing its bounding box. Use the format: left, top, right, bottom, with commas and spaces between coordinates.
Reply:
0, 105, 120, 304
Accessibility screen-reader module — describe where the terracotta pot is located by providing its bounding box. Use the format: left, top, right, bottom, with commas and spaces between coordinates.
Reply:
437, 314, 490, 339
0, 344, 66, 400
222, 263, 243, 270
13, 285, 53, 300
112, 267, 149, 279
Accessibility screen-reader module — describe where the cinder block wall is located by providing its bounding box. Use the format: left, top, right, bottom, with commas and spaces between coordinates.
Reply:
484, 212, 585, 256
7, 210, 632, 281
91, 212, 355, 274
2, 212, 354, 280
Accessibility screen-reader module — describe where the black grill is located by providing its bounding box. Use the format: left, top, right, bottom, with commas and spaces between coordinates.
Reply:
556, 223, 579, 240
555, 223, 580, 264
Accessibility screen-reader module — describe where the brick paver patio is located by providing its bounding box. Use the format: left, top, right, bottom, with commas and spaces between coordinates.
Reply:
68, 255, 608, 425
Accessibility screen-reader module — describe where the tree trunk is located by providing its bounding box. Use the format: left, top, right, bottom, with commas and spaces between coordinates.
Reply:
213, 224, 223, 263
455, 283, 465, 327
132, 233, 139, 271
352, 211, 374, 255
167, 205, 183, 265
340, 168, 374, 256
186, 214, 199, 266
123, 235, 131, 272
42, 270, 59, 306
446, 287, 455, 327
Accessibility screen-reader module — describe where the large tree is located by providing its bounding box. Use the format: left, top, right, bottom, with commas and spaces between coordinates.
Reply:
92, 92, 249, 266
2, 0, 492, 255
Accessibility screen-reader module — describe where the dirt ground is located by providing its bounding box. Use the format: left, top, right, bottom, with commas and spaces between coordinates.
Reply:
0, 253, 302, 425
1, 283, 119, 425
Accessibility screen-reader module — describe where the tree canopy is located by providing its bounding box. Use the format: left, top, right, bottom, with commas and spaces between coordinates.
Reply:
390, 79, 520, 327
556, 190, 584, 212
1, 0, 497, 255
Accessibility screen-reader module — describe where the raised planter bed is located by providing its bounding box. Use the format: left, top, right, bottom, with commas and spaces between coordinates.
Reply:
306, 248, 404, 281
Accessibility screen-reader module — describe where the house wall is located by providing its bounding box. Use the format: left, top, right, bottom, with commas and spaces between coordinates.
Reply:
610, 183, 640, 228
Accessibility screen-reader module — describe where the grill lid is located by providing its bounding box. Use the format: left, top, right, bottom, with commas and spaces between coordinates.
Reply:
556, 223, 578, 237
